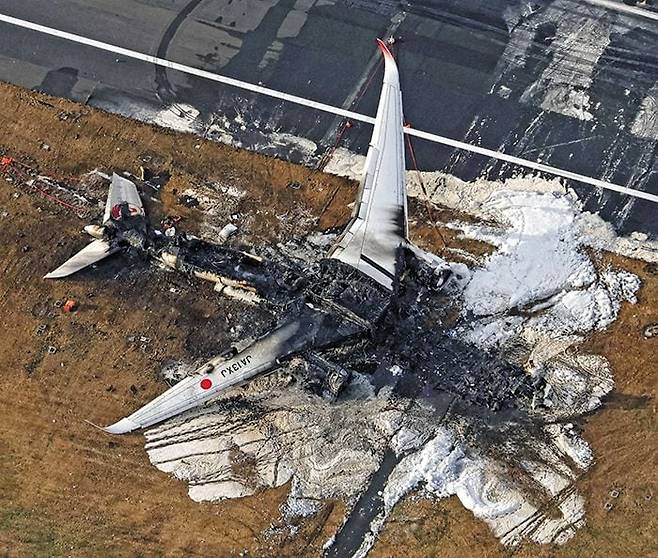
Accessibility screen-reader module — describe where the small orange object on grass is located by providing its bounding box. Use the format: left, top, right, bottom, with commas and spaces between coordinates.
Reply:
63, 299, 78, 313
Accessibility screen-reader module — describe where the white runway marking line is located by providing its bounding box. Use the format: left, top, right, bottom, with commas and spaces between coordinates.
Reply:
1, 12, 657, 204
584, 0, 658, 22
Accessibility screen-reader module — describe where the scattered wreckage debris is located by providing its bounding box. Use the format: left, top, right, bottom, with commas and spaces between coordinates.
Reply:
218, 223, 238, 242
0, 153, 94, 218
138, 166, 170, 190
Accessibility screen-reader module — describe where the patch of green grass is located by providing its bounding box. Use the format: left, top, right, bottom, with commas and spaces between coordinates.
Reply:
0, 443, 109, 557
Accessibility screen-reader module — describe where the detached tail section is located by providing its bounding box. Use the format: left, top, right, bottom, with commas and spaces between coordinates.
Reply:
103, 173, 144, 223
44, 174, 144, 279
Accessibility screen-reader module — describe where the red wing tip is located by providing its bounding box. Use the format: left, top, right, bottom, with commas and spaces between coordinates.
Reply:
376, 38, 394, 60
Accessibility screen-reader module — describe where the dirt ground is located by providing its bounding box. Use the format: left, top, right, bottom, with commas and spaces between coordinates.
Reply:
0, 82, 655, 557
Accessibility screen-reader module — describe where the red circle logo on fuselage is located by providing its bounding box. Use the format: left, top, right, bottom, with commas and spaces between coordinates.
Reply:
200, 378, 212, 390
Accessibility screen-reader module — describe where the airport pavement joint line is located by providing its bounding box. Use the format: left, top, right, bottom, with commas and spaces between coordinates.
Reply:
0, 12, 657, 205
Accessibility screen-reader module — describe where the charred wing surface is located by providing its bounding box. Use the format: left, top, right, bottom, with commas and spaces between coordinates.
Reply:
306, 259, 392, 327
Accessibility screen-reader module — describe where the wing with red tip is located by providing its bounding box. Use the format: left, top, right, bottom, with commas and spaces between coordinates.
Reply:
329, 39, 408, 289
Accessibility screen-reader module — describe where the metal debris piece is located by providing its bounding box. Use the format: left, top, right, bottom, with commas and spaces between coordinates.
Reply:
307, 352, 352, 400
218, 223, 238, 243
178, 194, 199, 208
643, 324, 657, 338
47, 346, 58, 354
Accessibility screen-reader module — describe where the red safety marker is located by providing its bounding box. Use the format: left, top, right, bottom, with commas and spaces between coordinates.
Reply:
63, 299, 78, 313
200, 378, 212, 390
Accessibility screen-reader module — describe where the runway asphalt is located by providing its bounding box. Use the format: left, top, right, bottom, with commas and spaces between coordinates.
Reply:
0, 0, 656, 236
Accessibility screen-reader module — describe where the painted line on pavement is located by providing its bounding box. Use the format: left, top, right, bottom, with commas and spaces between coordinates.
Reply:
0, 12, 656, 203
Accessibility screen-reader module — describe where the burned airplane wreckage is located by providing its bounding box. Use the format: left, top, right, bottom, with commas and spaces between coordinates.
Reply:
45, 40, 545, 434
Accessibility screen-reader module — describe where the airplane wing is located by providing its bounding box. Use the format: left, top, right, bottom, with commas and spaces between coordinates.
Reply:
44, 239, 118, 279
101, 312, 324, 433
328, 39, 408, 290
103, 173, 144, 223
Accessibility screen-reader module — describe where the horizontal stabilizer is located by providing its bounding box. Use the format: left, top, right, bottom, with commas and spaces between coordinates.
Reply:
44, 239, 117, 279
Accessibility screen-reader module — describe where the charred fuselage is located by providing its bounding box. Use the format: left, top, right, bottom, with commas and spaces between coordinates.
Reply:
102, 215, 543, 415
